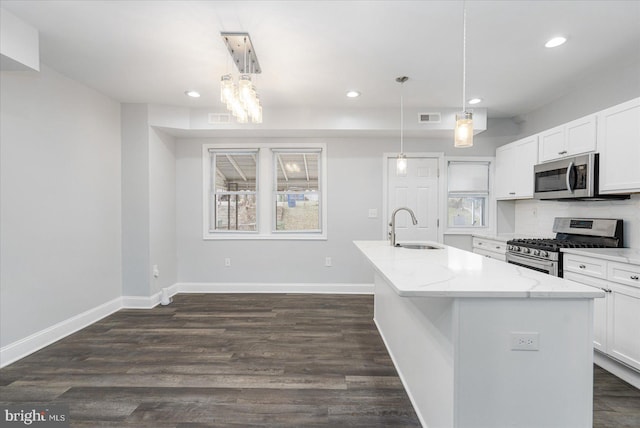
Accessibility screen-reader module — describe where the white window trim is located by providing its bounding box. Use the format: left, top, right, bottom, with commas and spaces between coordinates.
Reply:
444, 156, 495, 235
202, 142, 328, 240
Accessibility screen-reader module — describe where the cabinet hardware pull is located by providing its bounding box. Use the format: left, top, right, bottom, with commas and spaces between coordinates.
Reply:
579, 264, 586, 269
509, 192, 516, 195
496, 246, 501, 249
606, 289, 612, 293
631, 275, 639, 280
558, 150, 567, 155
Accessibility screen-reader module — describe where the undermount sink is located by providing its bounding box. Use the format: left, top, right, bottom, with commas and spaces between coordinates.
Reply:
395, 243, 442, 250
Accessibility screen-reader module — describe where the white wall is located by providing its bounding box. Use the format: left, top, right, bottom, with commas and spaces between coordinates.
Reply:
121, 104, 150, 297
0, 65, 121, 347
149, 127, 177, 293
175, 131, 506, 285
121, 106, 178, 297
515, 59, 640, 137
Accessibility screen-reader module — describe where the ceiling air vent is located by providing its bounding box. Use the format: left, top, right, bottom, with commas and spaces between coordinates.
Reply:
418, 112, 441, 124
208, 113, 231, 124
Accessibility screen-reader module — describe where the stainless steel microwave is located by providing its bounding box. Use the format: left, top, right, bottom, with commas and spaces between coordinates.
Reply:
534, 153, 597, 200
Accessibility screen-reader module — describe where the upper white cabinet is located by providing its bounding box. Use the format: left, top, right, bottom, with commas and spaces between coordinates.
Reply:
538, 115, 597, 162
495, 136, 538, 199
597, 97, 640, 194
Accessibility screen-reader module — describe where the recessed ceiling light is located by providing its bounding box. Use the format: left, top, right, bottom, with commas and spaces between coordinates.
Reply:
545, 36, 567, 48
346, 90, 361, 98
468, 98, 482, 105
185, 90, 201, 98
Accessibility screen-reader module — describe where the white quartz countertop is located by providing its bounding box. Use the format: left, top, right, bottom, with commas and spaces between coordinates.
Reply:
354, 240, 604, 299
561, 248, 640, 265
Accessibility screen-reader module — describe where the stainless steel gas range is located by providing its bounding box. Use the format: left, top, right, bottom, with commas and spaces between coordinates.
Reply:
506, 218, 623, 277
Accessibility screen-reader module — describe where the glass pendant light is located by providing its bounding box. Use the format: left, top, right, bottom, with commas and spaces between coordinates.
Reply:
219, 33, 263, 124
455, 112, 473, 147
454, 1, 473, 148
396, 76, 408, 177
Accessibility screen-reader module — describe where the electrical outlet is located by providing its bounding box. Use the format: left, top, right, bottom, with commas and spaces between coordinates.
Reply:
510, 332, 539, 351
325, 257, 332, 267
224, 258, 231, 267
368, 208, 378, 219
152, 265, 160, 278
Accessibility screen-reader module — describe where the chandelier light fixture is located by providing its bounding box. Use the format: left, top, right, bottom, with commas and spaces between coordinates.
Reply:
220, 32, 263, 124
454, 1, 473, 148
395, 76, 409, 176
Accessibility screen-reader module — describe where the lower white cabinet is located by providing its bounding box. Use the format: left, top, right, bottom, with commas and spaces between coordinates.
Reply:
472, 237, 507, 261
564, 253, 640, 371
607, 281, 640, 369
564, 271, 609, 352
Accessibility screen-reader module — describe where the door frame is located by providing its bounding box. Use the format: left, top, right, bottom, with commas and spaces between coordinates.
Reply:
382, 152, 446, 243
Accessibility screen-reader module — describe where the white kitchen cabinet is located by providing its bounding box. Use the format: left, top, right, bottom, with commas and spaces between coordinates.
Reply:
564, 272, 609, 352
538, 115, 597, 162
494, 136, 538, 199
564, 253, 640, 372
597, 97, 640, 194
472, 236, 507, 261
607, 280, 640, 370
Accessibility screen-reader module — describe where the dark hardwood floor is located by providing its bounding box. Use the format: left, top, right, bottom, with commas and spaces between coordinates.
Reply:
1, 293, 638, 427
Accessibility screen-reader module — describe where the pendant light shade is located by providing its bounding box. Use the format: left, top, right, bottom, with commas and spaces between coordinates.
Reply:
396, 154, 408, 177
454, 1, 473, 148
454, 112, 474, 148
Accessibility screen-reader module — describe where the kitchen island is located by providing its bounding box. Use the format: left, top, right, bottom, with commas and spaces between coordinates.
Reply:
355, 240, 604, 428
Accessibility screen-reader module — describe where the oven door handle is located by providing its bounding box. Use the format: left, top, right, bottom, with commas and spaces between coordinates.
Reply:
566, 162, 575, 193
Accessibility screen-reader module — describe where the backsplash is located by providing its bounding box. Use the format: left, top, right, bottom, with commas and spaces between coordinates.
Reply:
514, 194, 640, 248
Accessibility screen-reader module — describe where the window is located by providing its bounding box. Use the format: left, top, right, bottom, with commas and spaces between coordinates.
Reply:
273, 150, 321, 233
210, 151, 258, 232
203, 143, 327, 240
447, 161, 490, 228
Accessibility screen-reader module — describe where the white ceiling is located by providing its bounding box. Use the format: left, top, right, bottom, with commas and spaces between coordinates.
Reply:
2, 0, 639, 119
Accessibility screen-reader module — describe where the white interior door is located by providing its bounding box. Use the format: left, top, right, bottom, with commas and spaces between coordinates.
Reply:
386, 156, 439, 243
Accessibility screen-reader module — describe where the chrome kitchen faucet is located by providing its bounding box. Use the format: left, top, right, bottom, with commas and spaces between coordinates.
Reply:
389, 207, 418, 247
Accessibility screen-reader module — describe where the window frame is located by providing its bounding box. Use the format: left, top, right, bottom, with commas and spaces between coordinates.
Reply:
210, 149, 259, 234
272, 148, 323, 234
203, 142, 327, 240
445, 158, 494, 233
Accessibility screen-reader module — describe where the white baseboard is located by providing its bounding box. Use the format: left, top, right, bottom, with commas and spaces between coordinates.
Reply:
594, 351, 640, 389
0, 297, 122, 368
122, 284, 181, 309
176, 282, 374, 294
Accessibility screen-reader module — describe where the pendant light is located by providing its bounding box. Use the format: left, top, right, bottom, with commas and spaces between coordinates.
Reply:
220, 33, 263, 124
454, 1, 473, 148
396, 76, 409, 176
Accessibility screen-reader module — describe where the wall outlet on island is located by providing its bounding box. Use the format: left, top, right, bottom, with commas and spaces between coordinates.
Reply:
325, 257, 332, 267
510, 332, 539, 351
224, 258, 231, 267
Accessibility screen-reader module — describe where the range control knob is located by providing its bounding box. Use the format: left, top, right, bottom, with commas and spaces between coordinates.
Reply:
533, 250, 540, 256
541, 251, 549, 258
523, 248, 530, 254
